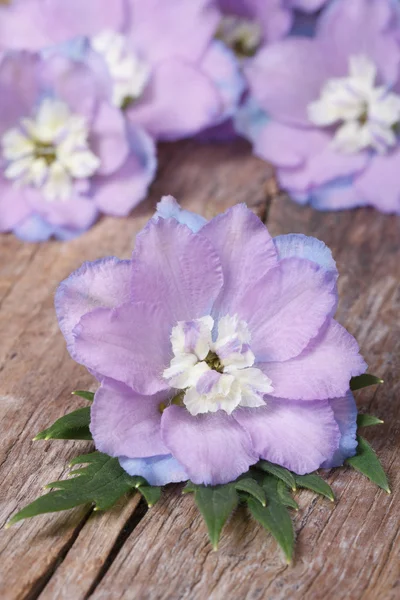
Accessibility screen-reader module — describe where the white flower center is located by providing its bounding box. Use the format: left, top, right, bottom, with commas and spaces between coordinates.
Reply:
217, 15, 262, 58
163, 315, 273, 416
1, 98, 100, 202
91, 30, 150, 109
308, 55, 400, 154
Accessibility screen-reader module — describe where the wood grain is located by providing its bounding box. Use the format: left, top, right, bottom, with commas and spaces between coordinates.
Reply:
0, 140, 398, 600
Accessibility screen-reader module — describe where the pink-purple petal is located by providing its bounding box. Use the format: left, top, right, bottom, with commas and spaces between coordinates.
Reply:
90, 102, 129, 176
161, 405, 258, 485
90, 379, 169, 458
322, 391, 358, 468
234, 398, 340, 474
131, 218, 223, 323
73, 302, 172, 395
201, 204, 277, 316
263, 319, 367, 401
55, 257, 132, 348
237, 257, 337, 362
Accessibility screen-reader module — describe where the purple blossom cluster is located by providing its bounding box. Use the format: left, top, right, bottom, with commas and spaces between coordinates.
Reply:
56, 197, 366, 485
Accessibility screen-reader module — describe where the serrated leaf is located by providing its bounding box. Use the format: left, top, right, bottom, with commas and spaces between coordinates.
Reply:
33, 407, 92, 441
193, 484, 239, 550
7, 452, 158, 527
346, 436, 390, 493
138, 485, 161, 507
72, 390, 95, 402
256, 460, 296, 491
247, 496, 294, 564
277, 480, 299, 511
234, 478, 266, 506
357, 414, 384, 428
350, 374, 383, 391
295, 473, 334, 501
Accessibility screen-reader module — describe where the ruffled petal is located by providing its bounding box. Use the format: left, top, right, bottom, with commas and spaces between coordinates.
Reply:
234, 398, 340, 475
263, 319, 367, 401
131, 218, 223, 323
119, 454, 188, 487
322, 391, 358, 468
200, 204, 277, 317
73, 301, 172, 395
161, 405, 258, 485
55, 257, 132, 348
273, 233, 337, 276
236, 257, 337, 362
90, 379, 169, 458
127, 59, 222, 140
153, 195, 207, 233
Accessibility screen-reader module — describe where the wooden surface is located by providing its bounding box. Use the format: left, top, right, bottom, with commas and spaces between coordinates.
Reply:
0, 139, 399, 600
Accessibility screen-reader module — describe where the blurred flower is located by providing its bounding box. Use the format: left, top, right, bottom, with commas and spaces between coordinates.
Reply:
0, 52, 156, 241
56, 197, 366, 485
216, 0, 329, 52
241, 0, 400, 213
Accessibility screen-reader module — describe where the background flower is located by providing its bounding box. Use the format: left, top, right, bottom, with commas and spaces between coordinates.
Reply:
0, 51, 156, 241
240, 0, 400, 213
55, 198, 366, 486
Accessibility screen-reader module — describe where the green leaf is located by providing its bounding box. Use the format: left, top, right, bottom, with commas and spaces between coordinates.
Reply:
234, 478, 266, 506
350, 374, 383, 391
295, 473, 334, 502
346, 436, 390, 493
193, 484, 239, 550
182, 481, 196, 494
357, 414, 384, 428
72, 390, 95, 402
7, 452, 159, 527
138, 485, 161, 507
277, 480, 299, 511
247, 496, 294, 564
256, 460, 296, 491
33, 407, 92, 441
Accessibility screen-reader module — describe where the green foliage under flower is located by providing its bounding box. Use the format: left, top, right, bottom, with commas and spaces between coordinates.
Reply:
7, 375, 390, 563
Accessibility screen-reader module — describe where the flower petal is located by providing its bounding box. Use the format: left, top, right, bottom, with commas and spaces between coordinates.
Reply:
354, 150, 400, 214
273, 233, 337, 275
153, 195, 207, 233
234, 398, 340, 475
92, 127, 157, 216
201, 203, 277, 317
263, 319, 367, 401
55, 257, 132, 348
322, 391, 358, 468
90, 102, 129, 176
161, 405, 258, 485
127, 59, 222, 140
73, 302, 172, 395
0, 177, 32, 231
119, 454, 188, 487
129, 0, 220, 64
0, 53, 40, 135
90, 379, 169, 458
237, 257, 337, 362
131, 218, 223, 323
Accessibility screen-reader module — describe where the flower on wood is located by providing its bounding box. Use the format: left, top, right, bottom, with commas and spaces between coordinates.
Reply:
0, 51, 156, 241
55, 197, 366, 486
240, 0, 400, 213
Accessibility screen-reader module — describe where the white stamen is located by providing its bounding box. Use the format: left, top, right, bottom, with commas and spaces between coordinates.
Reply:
1, 98, 100, 201
308, 54, 400, 154
163, 314, 273, 416
91, 30, 150, 108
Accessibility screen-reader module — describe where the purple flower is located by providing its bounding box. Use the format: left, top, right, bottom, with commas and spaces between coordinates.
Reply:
242, 0, 400, 213
56, 197, 366, 486
0, 51, 156, 241
217, 0, 329, 51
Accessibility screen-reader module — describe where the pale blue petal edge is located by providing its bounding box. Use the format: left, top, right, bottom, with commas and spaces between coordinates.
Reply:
119, 454, 189, 486
153, 195, 207, 233
322, 391, 358, 468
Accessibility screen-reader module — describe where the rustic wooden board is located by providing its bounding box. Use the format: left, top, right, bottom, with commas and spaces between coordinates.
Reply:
0, 139, 398, 600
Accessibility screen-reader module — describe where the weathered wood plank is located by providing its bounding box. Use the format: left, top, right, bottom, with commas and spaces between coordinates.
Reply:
0, 140, 272, 600
88, 200, 400, 599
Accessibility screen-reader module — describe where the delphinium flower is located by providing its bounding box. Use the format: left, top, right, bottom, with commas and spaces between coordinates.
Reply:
216, 0, 329, 56
55, 196, 366, 486
0, 51, 156, 241
241, 0, 400, 213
